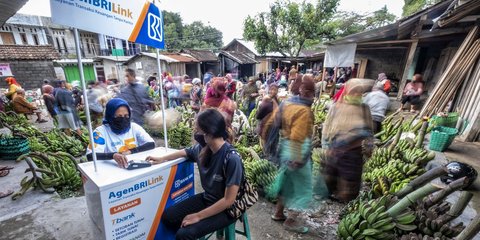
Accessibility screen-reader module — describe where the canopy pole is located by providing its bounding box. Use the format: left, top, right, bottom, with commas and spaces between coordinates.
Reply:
73, 28, 98, 172
156, 49, 169, 150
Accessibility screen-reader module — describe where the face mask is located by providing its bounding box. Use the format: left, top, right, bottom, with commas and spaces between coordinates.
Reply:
194, 133, 207, 147
110, 116, 131, 134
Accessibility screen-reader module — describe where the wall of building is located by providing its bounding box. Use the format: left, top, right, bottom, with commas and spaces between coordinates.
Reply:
126, 56, 160, 80
0, 60, 56, 90
101, 60, 125, 81
0, 24, 48, 45
355, 48, 408, 81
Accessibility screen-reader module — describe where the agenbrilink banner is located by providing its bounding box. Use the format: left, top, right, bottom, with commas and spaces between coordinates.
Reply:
50, 0, 165, 49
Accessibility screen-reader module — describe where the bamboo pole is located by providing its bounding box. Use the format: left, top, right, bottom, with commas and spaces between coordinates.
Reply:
437, 191, 473, 226
387, 183, 442, 217
420, 26, 479, 117
454, 207, 479, 240
424, 177, 468, 208
395, 166, 448, 198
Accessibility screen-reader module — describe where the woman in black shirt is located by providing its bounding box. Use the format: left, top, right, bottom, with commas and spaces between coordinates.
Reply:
147, 108, 244, 240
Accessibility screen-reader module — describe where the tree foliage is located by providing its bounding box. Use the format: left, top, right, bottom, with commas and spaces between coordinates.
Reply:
402, 0, 444, 17
243, 0, 340, 57
327, 6, 397, 38
163, 11, 223, 50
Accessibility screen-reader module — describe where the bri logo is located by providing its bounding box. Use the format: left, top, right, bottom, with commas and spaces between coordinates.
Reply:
109, 175, 164, 199
112, 213, 135, 225
147, 13, 163, 42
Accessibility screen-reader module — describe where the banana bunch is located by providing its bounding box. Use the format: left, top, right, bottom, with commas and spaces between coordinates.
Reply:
399, 233, 450, 240
45, 130, 85, 157
28, 137, 48, 152
364, 148, 400, 173
364, 159, 423, 183
13, 152, 82, 200
0, 111, 29, 126
402, 148, 436, 165
340, 191, 374, 218
167, 120, 193, 149
415, 202, 465, 238
311, 148, 326, 176
339, 195, 417, 240
244, 159, 277, 188
371, 176, 415, 196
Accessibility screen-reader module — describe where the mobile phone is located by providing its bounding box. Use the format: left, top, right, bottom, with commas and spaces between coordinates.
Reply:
126, 160, 152, 170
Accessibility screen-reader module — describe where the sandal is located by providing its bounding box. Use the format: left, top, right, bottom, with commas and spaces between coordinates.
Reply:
0, 190, 13, 199
0, 170, 9, 177
283, 224, 309, 234
0, 165, 13, 171
271, 215, 287, 221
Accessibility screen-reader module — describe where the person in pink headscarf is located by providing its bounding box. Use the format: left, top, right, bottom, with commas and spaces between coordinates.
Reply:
42, 84, 57, 119
202, 77, 236, 124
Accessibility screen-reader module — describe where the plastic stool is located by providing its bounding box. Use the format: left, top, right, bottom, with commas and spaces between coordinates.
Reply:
199, 213, 251, 240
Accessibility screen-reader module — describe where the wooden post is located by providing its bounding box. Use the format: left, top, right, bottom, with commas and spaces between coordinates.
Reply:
397, 40, 419, 100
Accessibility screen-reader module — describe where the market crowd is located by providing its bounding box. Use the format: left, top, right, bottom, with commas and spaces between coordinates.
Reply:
0, 66, 426, 239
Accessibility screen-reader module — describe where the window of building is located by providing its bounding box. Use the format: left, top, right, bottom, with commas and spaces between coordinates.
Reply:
62, 38, 68, 53
32, 34, 39, 45
90, 39, 96, 54
0, 32, 15, 44
55, 37, 62, 52
19, 33, 28, 45
106, 36, 114, 51
86, 39, 92, 54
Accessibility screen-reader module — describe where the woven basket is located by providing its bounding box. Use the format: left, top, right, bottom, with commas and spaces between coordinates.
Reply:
429, 126, 458, 152
0, 137, 30, 160
432, 112, 459, 128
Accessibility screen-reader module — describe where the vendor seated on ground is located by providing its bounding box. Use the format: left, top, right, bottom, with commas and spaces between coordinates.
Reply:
12, 89, 47, 123
86, 98, 155, 168
400, 74, 424, 113
146, 108, 244, 240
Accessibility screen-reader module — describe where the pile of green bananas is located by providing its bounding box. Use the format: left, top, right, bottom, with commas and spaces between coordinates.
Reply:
28, 136, 48, 152
340, 191, 375, 218
338, 195, 418, 240
45, 129, 85, 157
364, 147, 401, 173
167, 120, 193, 149
371, 176, 416, 196
0, 111, 29, 127
244, 159, 277, 189
311, 148, 326, 176
312, 100, 327, 126
12, 152, 82, 200
402, 148, 436, 165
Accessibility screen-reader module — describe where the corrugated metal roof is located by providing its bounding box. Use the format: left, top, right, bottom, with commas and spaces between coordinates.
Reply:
219, 51, 258, 64
162, 53, 198, 63
0, 0, 29, 26
181, 49, 218, 62
0, 45, 60, 60
6, 13, 43, 26
95, 56, 132, 62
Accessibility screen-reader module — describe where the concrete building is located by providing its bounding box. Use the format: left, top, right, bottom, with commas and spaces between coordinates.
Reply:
0, 14, 48, 46
0, 45, 59, 90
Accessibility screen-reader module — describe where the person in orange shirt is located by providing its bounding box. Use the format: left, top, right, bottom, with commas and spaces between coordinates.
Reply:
12, 89, 47, 123
5, 77, 21, 100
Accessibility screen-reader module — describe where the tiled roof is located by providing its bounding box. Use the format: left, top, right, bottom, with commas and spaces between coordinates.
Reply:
181, 49, 218, 62
0, 45, 60, 60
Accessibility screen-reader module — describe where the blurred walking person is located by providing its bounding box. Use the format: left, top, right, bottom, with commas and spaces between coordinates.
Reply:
117, 69, 153, 125
256, 83, 279, 160
241, 77, 259, 117
363, 81, 390, 133
55, 80, 82, 135
202, 77, 236, 125
42, 84, 57, 121
322, 79, 374, 202
270, 75, 316, 234
190, 78, 203, 112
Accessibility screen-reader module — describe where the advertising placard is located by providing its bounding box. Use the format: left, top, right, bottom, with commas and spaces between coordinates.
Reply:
0, 63, 13, 77
50, 0, 164, 49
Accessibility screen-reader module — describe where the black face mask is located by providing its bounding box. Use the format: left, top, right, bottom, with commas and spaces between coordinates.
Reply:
194, 133, 207, 147
110, 116, 131, 134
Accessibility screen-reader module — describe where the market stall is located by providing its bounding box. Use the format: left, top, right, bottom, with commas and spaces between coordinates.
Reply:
79, 147, 194, 240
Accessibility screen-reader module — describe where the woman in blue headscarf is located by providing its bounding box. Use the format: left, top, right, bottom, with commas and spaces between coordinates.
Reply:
86, 98, 155, 168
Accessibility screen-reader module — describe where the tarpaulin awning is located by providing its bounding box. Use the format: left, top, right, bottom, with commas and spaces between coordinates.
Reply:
324, 43, 357, 68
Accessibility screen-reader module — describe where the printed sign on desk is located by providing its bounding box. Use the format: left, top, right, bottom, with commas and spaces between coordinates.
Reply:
50, 0, 164, 49
97, 161, 194, 240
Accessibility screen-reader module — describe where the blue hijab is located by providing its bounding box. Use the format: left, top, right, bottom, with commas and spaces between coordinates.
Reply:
103, 98, 131, 134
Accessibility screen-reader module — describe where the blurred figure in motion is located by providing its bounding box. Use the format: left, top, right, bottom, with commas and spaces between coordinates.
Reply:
42, 84, 57, 121
87, 81, 105, 128
322, 79, 374, 202
270, 74, 316, 234
241, 77, 259, 117
190, 78, 203, 112
117, 69, 153, 126
225, 74, 237, 100
363, 81, 390, 133
256, 83, 279, 160
55, 80, 82, 135
202, 77, 236, 125
376, 73, 391, 95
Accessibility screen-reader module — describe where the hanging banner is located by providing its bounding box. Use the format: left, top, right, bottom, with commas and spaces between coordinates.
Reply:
324, 43, 357, 68
50, 0, 164, 49
0, 63, 13, 77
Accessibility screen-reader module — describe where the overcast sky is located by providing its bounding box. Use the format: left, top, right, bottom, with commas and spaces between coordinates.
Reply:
19, 0, 404, 43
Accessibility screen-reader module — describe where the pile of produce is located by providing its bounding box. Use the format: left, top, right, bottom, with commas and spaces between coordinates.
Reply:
145, 106, 194, 149
12, 152, 82, 200
338, 111, 480, 240
312, 99, 328, 148
0, 111, 87, 157
339, 166, 478, 240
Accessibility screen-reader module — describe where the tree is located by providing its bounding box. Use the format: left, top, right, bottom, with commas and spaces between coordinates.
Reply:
327, 6, 397, 39
163, 11, 184, 50
181, 21, 223, 49
162, 11, 224, 50
402, 0, 444, 17
243, 0, 340, 57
